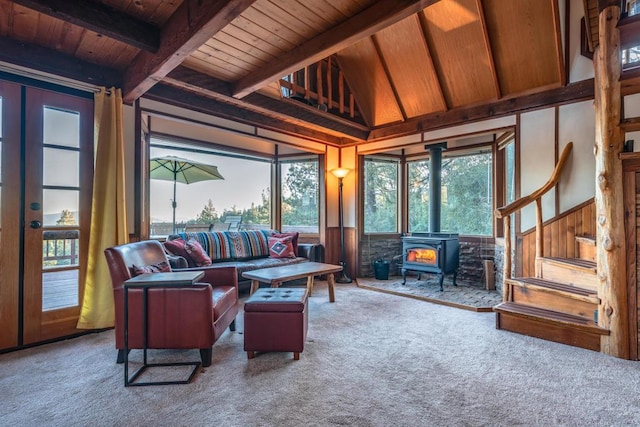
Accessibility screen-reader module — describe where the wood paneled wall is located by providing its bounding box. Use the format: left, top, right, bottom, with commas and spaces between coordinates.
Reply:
326, 227, 357, 279
518, 199, 595, 277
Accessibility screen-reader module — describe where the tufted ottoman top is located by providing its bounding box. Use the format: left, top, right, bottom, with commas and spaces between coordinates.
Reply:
244, 288, 308, 312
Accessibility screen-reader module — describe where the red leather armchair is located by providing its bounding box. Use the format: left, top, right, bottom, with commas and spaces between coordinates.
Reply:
104, 240, 239, 367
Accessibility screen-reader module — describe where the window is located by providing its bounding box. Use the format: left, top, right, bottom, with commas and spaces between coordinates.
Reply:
280, 159, 319, 233
440, 150, 493, 236
505, 141, 516, 205
364, 157, 399, 233
408, 160, 430, 232
149, 137, 271, 235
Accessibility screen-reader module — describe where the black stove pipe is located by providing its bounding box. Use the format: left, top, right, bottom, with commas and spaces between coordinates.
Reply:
429, 145, 443, 233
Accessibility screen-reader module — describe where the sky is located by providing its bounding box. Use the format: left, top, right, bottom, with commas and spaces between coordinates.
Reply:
149, 147, 272, 223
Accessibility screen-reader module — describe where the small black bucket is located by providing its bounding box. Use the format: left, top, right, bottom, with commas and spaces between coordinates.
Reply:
373, 260, 390, 280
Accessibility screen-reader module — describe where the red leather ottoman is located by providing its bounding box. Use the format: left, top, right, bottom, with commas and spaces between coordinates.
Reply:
244, 288, 308, 360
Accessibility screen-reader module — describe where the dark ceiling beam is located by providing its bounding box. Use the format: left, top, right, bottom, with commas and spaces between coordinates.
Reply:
122, 0, 257, 104
368, 79, 595, 141
232, 0, 440, 99
0, 36, 121, 88
12, 0, 159, 52
145, 83, 359, 146
475, 0, 501, 99
163, 67, 369, 141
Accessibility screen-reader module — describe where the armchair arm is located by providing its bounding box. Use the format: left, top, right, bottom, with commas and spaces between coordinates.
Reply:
298, 243, 325, 262
169, 265, 239, 290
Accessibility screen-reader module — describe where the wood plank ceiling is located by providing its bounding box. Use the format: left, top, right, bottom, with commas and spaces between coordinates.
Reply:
0, 0, 627, 145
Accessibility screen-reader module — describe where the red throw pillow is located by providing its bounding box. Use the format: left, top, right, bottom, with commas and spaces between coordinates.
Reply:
185, 239, 212, 267
164, 238, 194, 267
130, 260, 171, 277
268, 236, 296, 259
273, 232, 299, 256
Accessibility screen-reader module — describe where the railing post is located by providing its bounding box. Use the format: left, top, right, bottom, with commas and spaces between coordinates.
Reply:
535, 198, 543, 278
503, 215, 511, 301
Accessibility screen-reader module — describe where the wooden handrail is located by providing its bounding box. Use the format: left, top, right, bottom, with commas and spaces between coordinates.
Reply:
495, 142, 573, 299
495, 142, 573, 219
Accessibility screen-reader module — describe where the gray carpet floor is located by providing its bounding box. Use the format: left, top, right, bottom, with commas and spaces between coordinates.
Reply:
1, 281, 640, 426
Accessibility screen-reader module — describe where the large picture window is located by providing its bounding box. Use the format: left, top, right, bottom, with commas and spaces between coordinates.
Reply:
149, 137, 271, 235
440, 150, 493, 235
364, 157, 399, 233
406, 149, 494, 236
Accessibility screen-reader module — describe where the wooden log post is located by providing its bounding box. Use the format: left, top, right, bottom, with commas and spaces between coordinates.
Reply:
594, 2, 629, 359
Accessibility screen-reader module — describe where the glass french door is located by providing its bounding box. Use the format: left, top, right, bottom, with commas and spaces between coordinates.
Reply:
0, 81, 93, 349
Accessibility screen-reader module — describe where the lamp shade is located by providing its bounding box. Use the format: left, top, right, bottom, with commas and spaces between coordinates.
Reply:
331, 167, 351, 179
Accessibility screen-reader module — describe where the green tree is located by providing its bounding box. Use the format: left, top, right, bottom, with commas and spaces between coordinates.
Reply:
408, 160, 430, 232
195, 199, 218, 224
282, 161, 318, 227
56, 209, 77, 225
440, 153, 492, 235
364, 158, 398, 232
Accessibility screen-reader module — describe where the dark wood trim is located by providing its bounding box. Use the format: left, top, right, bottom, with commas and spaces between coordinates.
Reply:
619, 12, 640, 50
144, 83, 358, 146
0, 36, 121, 88
232, 0, 440, 98
368, 79, 595, 141
622, 165, 638, 360
598, 0, 620, 13
12, 0, 159, 52
122, 0, 257, 103
162, 67, 368, 141
134, 100, 142, 240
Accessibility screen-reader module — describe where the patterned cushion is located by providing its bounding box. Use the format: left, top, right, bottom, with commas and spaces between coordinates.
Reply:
185, 238, 212, 267
268, 236, 296, 258
163, 238, 194, 267
272, 232, 299, 256
130, 260, 171, 277
177, 230, 275, 261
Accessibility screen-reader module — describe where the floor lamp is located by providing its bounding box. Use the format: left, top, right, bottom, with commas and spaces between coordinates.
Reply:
331, 167, 352, 283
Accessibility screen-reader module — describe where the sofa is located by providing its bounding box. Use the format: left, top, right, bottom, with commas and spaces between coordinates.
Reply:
163, 229, 324, 292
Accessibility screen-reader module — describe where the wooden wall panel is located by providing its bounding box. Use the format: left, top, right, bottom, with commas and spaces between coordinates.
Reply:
326, 226, 357, 279
520, 200, 595, 276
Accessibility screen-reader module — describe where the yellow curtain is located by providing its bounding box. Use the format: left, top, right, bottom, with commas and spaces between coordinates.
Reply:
77, 87, 129, 329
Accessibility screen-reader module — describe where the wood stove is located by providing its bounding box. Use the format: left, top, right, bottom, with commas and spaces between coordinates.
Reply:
401, 233, 459, 291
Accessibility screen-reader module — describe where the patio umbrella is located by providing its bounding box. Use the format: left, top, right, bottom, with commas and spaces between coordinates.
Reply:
149, 155, 224, 233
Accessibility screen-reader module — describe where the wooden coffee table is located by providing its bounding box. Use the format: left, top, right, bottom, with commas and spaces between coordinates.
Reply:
243, 262, 343, 302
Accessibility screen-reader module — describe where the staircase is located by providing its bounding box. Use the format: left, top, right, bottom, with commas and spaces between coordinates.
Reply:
494, 235, 608, 351
493, 142, 609, 351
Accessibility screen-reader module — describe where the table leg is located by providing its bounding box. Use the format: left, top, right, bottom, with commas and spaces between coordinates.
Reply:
250, 280, 259, 294
306, 275, 314, 295
271, 281, 282, 288
327, 273, 336, 303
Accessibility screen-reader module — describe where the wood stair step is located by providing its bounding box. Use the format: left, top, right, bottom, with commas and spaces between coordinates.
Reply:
575, 234, 596, 246
494, 302, 609, 352
543, 257, 596, 270
506, 277, 599, 302
506, 277, 599, 323
539, 257, 597, 291
575, 234, 596, 261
